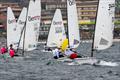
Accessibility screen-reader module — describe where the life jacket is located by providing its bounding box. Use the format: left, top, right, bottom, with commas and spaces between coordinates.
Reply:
69, 53, 78, 59
9, 49, 15, 57
0, 47, 7, 54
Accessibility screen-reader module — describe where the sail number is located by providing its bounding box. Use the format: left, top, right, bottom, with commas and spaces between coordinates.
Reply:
68, 0, 75, 6
108, 4, 115, 15
109, 4, 115, 8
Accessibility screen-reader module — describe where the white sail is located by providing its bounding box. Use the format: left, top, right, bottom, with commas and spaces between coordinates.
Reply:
16, 7, 27, 49
24, 0, 41, 51
94, 0, 115, 50
47, 9, 66, 47
7, 7, 17, 49
67, 0, 80, 48
34, 0, 41, 44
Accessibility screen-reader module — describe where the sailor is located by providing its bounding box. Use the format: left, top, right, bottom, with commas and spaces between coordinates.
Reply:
45, 47, 52, 51
0, 45, 8, 60
44, 43, 52, 51
64, 47, 82, 59
0, 45, 7, 54
52, 47, 64, 59
9, 44, 15, 58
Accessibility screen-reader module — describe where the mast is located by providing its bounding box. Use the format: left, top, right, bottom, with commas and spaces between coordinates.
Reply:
91, 0, 100, 57
16, 26, 25, 53
22, 7, 29, 56
66, 0, 69, 47
22, 22, 27, 56
16, 8, 27, 53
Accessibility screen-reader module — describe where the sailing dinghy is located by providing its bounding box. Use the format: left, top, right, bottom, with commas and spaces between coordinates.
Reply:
60, 0, 80, 52
23, 0, 41, 51
7, 7, 17, 49
59, 0, 118, 66
43, 9, 66, 52
67, 0, 80, 49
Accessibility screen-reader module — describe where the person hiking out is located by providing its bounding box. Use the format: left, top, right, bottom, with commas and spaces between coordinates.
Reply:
52, 47, 64, 59
64, 48, 82, 59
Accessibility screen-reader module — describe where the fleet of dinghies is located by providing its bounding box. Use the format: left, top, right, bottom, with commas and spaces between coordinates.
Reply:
45, 0, 80, 51
6, 0, 119, 66
7, 0, 41, 52
7, 7, 27, 50
57, 0, 118, 66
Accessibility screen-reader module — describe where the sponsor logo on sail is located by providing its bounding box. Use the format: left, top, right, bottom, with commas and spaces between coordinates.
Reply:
55, 27, 62, 33
53, 21, 62, 25
18, 20, 25, 25
28, 16, 40, 22
99, 38, 108, 45
8, 19, 16, 24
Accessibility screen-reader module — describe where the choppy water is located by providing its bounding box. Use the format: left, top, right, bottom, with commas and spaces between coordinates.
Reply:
0, 37, 120, 80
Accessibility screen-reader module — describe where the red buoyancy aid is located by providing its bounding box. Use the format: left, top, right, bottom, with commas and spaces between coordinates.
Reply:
69, 53, 78, 59
0, 47, 7, 54
9, 49, 15, 57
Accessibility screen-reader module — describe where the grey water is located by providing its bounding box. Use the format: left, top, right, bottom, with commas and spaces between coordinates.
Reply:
0, 37, 120, 80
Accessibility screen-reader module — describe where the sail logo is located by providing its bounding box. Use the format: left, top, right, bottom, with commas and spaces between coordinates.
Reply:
18, 20, 25, 25
74, 39, 79, 45
99, 38, 108, 45
68, 0, 75, 6
55, 27, 62, 33
8, 19, 16, 24
53, 21, 62, 25
28, 16, 40, 22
